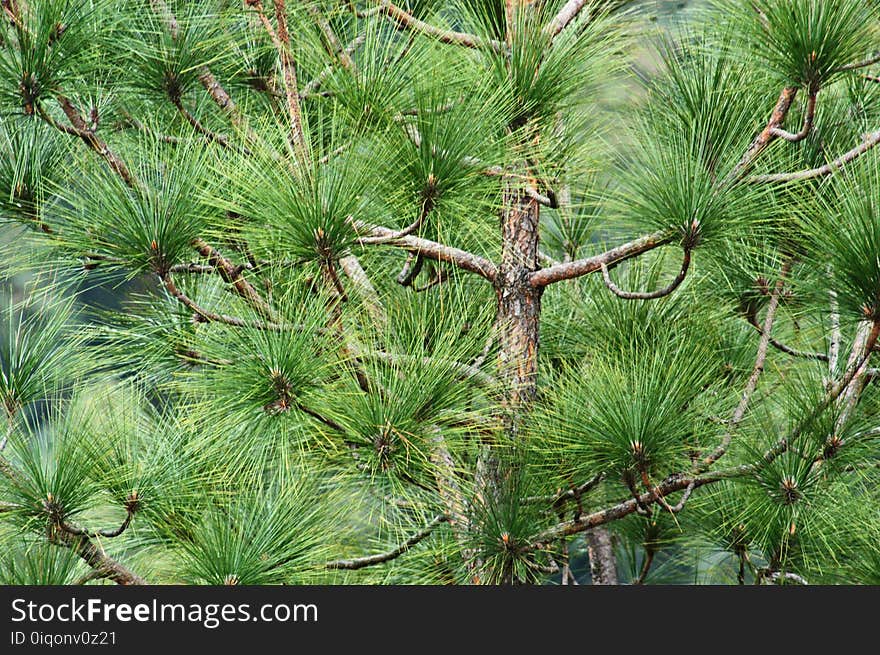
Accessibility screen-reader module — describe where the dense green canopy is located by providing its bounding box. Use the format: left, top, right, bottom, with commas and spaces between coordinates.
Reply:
1, 0, 879, 585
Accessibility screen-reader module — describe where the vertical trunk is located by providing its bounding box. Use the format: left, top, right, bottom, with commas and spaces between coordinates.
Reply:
586, 527, 619, 585
495, 174, 542, 438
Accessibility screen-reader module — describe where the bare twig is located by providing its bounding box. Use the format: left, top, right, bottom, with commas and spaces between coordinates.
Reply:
546, 0, 601, 38
836, 52, 880, 72
300, 35, 365, 98
161, 273, 283, 330
523, 473, 605, 505
192, 238, 275, 321
730, 86, 798, 180
374, 1, 504, 52
326, 515, 449, 570
749, 130, 880, 184
249, 0, 307, 153
745, 313, 829, 362
702, 262, 791, 469
171, 97, 248, 154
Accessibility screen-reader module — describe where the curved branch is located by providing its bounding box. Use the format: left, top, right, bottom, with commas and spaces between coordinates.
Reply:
530, 231, 670, 288
746, 314, 829, 362
326, 515, 449, 570
600, 248, 691, 300
161, 273, 284, 330
749, 130, 880, 184
729, 86, 798, 180
375, 2, 504, 52
58, 502, 136, 539
50, 530, 147, 585
769, 89, 817, 143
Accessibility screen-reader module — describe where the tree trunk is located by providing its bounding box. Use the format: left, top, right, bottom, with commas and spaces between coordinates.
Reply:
586, 527, 618, 585
495, 173, 542, 438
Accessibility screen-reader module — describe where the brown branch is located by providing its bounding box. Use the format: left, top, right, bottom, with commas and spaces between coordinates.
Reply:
600, 248, 691, 300
169, 262, 217, 274
58, 495, 138, 539
702, 262, 791, 469
522, 473, 605, 505
0, 446, 146, 585
748, 130, 880, 184
745, 313, 829, 362
730, 86, 798, 180
300, 35, 365, 98
50, 530, 147, 585
524, 185, 557, 208
375, 1, 504, 52
353, 221, 498, 282
192, 238, 275, 321
546, 0, 597, 38
326, 514, 449, 570
249, 0, 306, 153
161, 273, 283, 330
530, 231, 670, 288
52, 96, 136, 188
170, 97, 247, 154
530, 466, 751, 547
307, 5, 354, 69
836, 52, 880, 72
769, 88, 817, 143
634, 549, 655, 585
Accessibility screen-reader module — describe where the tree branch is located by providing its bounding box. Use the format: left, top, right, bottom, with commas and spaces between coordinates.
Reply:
52, 96, 136, 188
353, 221, 498, 282
50, 529, 147, 585
730, 86, 798, 180
530, 231, 670, 288
836, 52, 880, 72
748, 130, 880, 184
745, 312, 829, 362
374, 1, 504, 52
58, 495, 138, 539
249, 0, 307, 153
768, 88, 817, 143
170, 97, 247, 154
300, 35, 365, 98
600, 248, 691, 300
702, 262, 791, 469
546, 0, 604, 38
192, 238, 275, 321
161, 273, 283, 330
326, 514, 449, 570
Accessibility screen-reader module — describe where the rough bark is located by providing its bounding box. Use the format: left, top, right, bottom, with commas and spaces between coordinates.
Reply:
495, 173, 542, 436
586, 527, 618, 585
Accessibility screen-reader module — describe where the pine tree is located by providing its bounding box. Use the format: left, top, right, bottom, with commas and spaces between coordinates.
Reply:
1, 0, 880, 586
